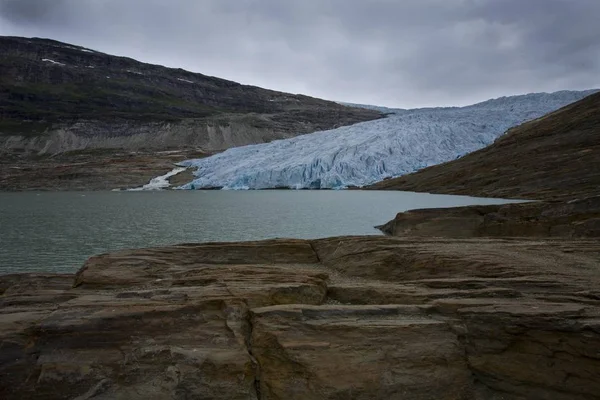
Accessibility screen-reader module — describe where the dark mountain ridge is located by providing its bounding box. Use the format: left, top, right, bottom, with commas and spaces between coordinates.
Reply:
0, 36, 382, 153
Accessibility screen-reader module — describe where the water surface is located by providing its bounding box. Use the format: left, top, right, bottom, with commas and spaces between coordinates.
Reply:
0, 191, 522, 274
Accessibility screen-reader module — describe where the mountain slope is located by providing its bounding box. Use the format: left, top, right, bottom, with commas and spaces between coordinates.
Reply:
178, 90, 596, 190
0, 36, 381, 154
368, 91, 600, 201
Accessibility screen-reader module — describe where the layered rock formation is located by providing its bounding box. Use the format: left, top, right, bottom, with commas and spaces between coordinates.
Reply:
0, 148, 208, 191
377, 195, 600, 238
2, 237, 600, 399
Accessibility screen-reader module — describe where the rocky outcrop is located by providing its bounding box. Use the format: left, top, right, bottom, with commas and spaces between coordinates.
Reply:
0, 36, 382, 155
0, 148, 210, 191
0, 112, 381, 155
367, 91, 600, 202
2, 237, 600, 399
377, 195, 600, 238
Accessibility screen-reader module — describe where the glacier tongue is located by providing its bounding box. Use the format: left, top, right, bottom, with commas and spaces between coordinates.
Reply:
180, 90, 597, 190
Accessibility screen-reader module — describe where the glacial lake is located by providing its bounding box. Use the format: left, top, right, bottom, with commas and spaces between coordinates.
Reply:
0, 190, 523, 274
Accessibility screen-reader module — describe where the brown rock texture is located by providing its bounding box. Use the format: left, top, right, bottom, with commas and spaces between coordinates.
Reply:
2, 237, 600, 399
377, 195, 600, 238
367, 91, 600, 202
0, 148, 210, 191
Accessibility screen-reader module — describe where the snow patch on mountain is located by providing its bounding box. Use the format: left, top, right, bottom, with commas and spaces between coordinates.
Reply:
179, 90, 598, 190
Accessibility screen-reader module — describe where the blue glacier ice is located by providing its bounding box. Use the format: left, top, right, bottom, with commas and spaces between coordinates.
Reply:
179, 90, 597, 190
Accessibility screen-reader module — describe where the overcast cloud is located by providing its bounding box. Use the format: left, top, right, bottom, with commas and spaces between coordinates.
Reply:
1, 0, 599, 107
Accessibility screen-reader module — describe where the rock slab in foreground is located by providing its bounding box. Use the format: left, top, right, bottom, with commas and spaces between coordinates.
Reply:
1, 237, 600, 399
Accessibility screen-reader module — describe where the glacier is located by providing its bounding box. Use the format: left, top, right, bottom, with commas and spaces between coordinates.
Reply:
179, 90, 597, 190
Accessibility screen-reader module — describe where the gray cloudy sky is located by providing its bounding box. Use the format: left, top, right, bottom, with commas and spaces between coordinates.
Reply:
1, 0, 599, 108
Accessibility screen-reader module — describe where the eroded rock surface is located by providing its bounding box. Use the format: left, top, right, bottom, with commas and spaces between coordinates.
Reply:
2, 237, 600, 399
377, 196, 600, 238
0, 148, 210, 191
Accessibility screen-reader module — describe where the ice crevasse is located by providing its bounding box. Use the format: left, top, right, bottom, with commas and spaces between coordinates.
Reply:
178, 90, 597, 190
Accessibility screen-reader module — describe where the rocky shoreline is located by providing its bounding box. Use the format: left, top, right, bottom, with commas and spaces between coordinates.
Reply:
377, 195, 600, 238
2, 233, 600, 399
0, 149, 205, 191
